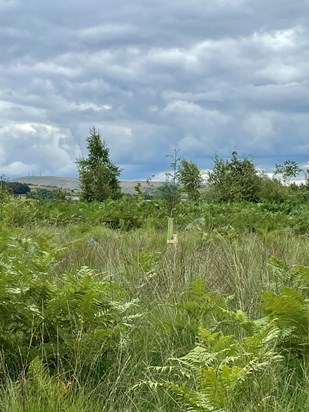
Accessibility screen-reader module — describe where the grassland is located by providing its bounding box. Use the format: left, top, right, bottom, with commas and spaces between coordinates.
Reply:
0, 194, 309, 411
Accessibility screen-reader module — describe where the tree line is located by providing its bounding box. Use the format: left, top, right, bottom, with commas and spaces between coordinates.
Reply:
1, 127, 307, 205
76, 127, 309, 207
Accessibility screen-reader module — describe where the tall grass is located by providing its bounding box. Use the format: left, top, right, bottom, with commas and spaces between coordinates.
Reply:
1, 199, 309, 410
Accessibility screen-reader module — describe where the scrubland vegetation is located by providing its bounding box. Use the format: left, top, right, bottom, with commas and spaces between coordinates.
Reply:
1, 183, 309, 411
1, 132, 309, 410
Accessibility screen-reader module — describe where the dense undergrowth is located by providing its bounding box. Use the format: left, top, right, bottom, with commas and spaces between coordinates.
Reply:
1, 193, 309, 234
0, 193, 309, 411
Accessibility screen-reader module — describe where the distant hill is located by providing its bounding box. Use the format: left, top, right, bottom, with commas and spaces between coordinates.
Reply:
11, 176, 80, 190
10, 176, 162, 194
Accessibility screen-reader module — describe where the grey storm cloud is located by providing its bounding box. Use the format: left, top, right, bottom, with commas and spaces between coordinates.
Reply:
0, 0, 308, 179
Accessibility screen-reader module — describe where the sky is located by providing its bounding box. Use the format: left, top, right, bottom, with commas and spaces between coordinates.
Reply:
0, 0, 309, 180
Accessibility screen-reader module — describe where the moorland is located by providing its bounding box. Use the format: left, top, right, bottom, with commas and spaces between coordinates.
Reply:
1, 153, 309, 411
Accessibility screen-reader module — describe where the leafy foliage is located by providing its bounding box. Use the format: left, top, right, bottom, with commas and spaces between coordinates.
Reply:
179, 159, 203, 202
274, 160, 303, 183
207, 151, 263, 202
0, 234, 138, 383
1, 159, 309, 410
76, 127, 121, 202
0, 175, 13, 203
142, 265, 309, 411
7, 182, 31, 195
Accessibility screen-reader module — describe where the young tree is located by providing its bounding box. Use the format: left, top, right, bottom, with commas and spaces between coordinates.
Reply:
274, 160, 302, 184
178, 159, 202, 201
207, 151, 261, 202
76, 127, 121, 202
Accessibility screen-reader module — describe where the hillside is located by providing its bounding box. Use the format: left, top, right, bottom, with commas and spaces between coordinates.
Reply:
10, 176, 162, 194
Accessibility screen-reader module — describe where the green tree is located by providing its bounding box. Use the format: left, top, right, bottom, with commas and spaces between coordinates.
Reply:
178, 159, 202, 201
274, 160, 302, 184
257, 171, 288, 203
7, 182, 31, 195
76, 127, 121, 202
207, 151, 261, 202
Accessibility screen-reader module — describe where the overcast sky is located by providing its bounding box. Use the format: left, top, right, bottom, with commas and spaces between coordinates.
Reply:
0, 0, 308, 179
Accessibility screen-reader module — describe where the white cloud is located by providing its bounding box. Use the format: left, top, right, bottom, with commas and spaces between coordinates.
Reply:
0, 123, 76, 177
163, 100, 205, 116
1, 161, 35, 176
253, 27, 303, 51
244, 113, 275, 138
